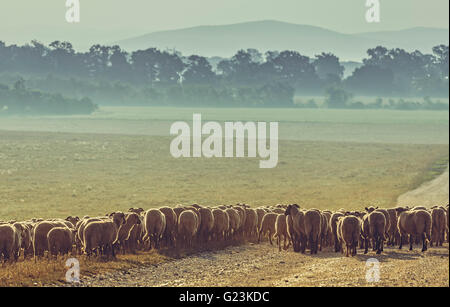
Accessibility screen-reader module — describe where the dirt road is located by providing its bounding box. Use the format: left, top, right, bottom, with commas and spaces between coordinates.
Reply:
397, 165, 449, 207
63, 168, 449, 287
72, 242, 448, 287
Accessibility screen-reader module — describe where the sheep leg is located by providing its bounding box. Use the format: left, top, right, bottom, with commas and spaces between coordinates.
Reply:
421, 233, 427, 252
409, 235, 413, 251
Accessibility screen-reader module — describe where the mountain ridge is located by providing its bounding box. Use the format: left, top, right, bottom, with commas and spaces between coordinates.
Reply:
114, 20, 449, 61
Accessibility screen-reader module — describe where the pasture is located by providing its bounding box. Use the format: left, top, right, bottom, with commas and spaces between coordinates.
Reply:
0, 107, 448, 221
0, 106, 448, 286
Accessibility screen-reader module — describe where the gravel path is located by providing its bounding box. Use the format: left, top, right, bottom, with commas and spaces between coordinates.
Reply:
72, 242, 448, 287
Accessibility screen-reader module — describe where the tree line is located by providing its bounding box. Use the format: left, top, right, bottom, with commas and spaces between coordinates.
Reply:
0, 78, 98, 115
0, 40, 448, 109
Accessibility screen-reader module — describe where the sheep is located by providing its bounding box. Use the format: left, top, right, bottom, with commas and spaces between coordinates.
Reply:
321, 211, 332, 248
0, 224, 20, 262
211, 209, 229, 242
255, 208, 266, 232
243, 208, 258, 240
330, 212, 345, 252
159, 207, 178, 248
197, 207, 214, 244
76, 216, 108, 252
177, 210, 198, 249
273, 214, 290, 251
124, 215, 145, 253
337, 216, 360, 257
115, 213, 141, 253
304, 210, 322, 255
18, 222, 33, 258
319, 212, 328, 250
373, 208, 391, 240
47, 227, 74, 258
367, 211, 386, 254
284, 204, 307, 253
430, 207, 447, 247
225, 208, 241, 240
396, 207, 432, 252
258, 213, 277, 245
33, 220, 71, 259
143, 209, 166, 250
233, 205, 247, 234
386, 208, 399, 246
83, 212, 126, 258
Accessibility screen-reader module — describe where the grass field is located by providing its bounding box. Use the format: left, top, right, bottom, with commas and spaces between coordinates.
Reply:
0, 106, 448, 144
0, 107, 448, 220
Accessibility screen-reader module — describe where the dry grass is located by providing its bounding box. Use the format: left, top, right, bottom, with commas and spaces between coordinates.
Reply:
0, 131, 448, 221
0, 251, 169, 287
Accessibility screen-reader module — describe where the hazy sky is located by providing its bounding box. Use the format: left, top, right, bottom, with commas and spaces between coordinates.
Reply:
0, 0, 448, 50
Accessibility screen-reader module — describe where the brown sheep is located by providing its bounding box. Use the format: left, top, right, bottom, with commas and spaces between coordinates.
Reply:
47, 227, 74, 258
368, 211, 386, 254
373, 208, 391, 240
243, 208, 258, 240
83, 212, 126, 258
0, 224, 20, 262
273, 214, 290, 251
255, 208, 266, 232
124, 216, 145, 253
321, 211, 332, 248
396, 207, 432, 252
233, 205, 247, 233
225, 208, 241, 240
337, 216, 360, 257
304, 209, 322, 255
211, 209, 229, 241
143, 209, 167, 250
177, 210, 199, 249
386, 208, 399, 246
430, 207, 446, 247
330, 212, 345, 252
197, 207, 214, 243
115, 213, 141, 253
159, 207, 178, 248
258, 213, 277, 245
33, 220, 71, 259
284, 204, 307, 253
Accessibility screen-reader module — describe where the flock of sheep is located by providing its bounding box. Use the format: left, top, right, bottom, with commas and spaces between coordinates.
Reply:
0, 203, 448, 264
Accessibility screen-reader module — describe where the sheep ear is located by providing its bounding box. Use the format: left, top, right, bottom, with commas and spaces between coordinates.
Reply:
376, 206, 379, 209
365, 207, 368, 211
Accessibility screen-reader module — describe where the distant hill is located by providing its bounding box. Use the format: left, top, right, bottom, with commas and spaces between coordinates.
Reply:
114, 20, 449, 61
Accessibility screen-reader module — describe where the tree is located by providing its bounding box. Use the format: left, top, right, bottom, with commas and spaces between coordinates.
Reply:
183, 55, 216, 85
314, 52, 344, 81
